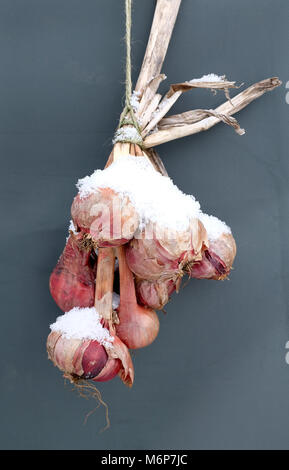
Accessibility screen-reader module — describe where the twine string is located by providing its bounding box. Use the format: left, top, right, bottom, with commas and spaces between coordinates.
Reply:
125, 0, 132, 108
115, 0, 143, 145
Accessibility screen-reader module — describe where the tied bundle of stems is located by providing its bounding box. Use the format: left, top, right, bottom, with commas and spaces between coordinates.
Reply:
47, 0, 280, 426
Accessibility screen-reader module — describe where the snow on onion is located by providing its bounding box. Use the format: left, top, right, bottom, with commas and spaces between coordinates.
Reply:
48, 151, 237, 398
42, 0, 283, 429
47, 307, 133, 386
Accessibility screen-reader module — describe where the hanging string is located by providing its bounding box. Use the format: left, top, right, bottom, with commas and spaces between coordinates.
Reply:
114, 0, 143, 146
125, 0, 132, 108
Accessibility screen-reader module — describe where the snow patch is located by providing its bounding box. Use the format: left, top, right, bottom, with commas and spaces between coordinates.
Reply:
50, 307, 114, 348
113, 126, 142, 145
199, 213, 231, 241
76, 155, 201, 232
190, 74, 226, 83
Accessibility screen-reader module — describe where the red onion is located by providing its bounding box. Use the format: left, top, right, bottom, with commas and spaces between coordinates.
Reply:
115, 246, 160, 349
71, 188, 139, 247
47, 326, 133, 386
47, 331, 113, 381
49, 233, 95, 312
48, 242, 135, 386
189, 232, 236, 280
136, 278, 176, 310
126, 219, 208, 282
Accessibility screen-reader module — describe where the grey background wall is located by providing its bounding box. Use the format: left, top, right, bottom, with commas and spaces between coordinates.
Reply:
0, 0, 288, 450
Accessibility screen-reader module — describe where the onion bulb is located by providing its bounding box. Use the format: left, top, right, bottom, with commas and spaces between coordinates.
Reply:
71, 188, 139, 247
47, 311, 134, 386
126, 218, 207, 282
115, 246, 160, 349
136, 278, 176, 310
49, 233, 96, 312
189, 232, 236, 280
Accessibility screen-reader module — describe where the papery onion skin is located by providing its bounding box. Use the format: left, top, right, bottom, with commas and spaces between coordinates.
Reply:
189, 232, 236, 280
71, 188, 139, 247
136, 278, 176, 310
106, 333, 134, 386
49, 234, 95, 312
47, 330, 126, 384
126, 218, 208, 282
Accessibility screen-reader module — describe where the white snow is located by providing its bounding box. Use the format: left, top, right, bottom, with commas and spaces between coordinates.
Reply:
66, 219, 78, 241
50, 307, 114, 348
112, 293, 120, 310
76, 155, 201, 232
199, 213, 231, 241
113, 126, 142, 145
130, 90, 141, 112
68, 219, 78, 235
190, 74, 225, 83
